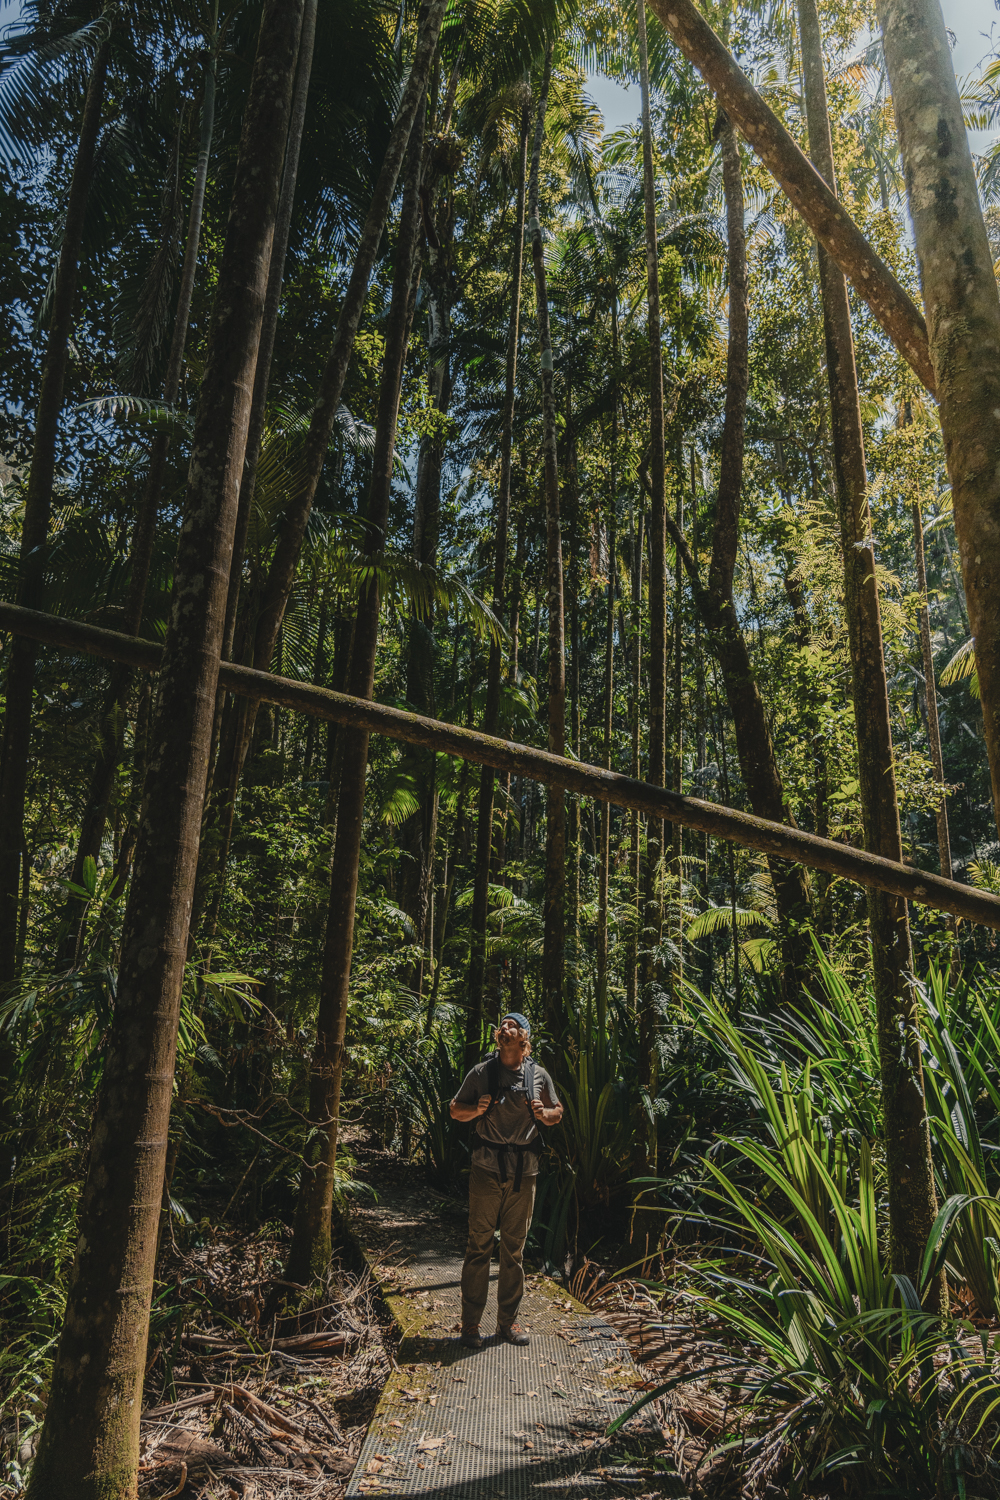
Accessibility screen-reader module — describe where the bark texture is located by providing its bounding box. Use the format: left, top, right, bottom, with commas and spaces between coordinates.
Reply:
645, 0, 934, 392
799, 0, 938, 1290
23, 6, 302, 1494
285, 109, 426, 1286
878, 0, 1000, 842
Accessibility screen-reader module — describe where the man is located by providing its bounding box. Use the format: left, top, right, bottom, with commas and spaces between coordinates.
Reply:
450, 1012, 563, 1348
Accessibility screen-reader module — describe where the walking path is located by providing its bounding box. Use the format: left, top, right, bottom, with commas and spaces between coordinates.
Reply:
342, 1163, 677, 1500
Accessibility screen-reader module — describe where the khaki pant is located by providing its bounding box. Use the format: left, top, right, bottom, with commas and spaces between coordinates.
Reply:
460, 1162, 537, 1329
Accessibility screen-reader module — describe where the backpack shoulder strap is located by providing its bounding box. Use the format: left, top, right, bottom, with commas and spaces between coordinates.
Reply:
525, 1058, 536, 1099
481, 1053, 501, 1119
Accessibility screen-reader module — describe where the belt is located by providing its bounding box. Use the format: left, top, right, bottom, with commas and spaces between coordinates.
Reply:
472, 1134, 539, 1192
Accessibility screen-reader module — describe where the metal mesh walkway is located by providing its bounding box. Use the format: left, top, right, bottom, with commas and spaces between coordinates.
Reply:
344, 1170, 673, 1500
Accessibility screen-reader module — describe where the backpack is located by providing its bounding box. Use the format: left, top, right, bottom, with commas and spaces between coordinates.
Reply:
473, 1052, 547, 1191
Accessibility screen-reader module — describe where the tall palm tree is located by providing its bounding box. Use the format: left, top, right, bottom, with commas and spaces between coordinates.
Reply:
23, 5, 304, 1492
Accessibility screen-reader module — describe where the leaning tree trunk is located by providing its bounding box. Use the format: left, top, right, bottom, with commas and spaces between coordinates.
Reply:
527, 48, 566, 1043
636, 0, 667, 1163
284, 110, 426, 1287
58, 28, 220, 966
664, 114, 815, 996
798, 0, 938, 1294
0, 27, 111, 989
644, 0, 934, 392
878, 0, 1000, 844
466, 94, 530, 1064
23, 6, 302, 1496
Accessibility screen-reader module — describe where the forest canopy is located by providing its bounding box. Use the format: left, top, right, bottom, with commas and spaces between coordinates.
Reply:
4, 0, 1000, 1496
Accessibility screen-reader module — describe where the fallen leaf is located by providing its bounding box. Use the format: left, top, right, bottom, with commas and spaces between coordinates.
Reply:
416, 1436, 446, 1452
523, 1440, 534, 1451
388, 1420, 404, 1429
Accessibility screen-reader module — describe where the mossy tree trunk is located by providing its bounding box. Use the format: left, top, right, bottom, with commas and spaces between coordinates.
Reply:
878, 0, 1000, 844
23, 5, 303, 1494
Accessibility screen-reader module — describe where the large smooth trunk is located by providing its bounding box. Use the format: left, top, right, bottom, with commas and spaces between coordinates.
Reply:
0, 31, 111, 988
284, 111, 426, 1285
527, 49, 566, 1042
466, 99, 530, 1064
878, 0, 1000, 843
798, 0, 938, 1291
59, 35, 220, 966
23, 6, 302, 1495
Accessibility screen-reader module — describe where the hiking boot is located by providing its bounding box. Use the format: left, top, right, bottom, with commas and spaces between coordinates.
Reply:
460, 1325, 483, 1349
499, 1323, 529, 1346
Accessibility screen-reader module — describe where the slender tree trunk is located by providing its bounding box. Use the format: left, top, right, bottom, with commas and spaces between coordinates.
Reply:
798, 0, 938, 1293
878, 0, 1000, 843
466, 99, 529, 1064
637, 0, 666, 1167
0, 29, 111, 989
401, 149, 456, 998
284, 108, 426, 1286
663, 114, 814, 995
912, 497, 953, 885
597, 517, 615, 1031
626, 506, 643, 1016
58, 26, 220, 966
23, 7, 302, 1494
671, 483, 683, 985
527, 49, 566, 1042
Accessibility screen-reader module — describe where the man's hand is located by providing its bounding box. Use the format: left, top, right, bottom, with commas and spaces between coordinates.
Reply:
531, 1098, 560, 1125
450, 1093, 493, 1122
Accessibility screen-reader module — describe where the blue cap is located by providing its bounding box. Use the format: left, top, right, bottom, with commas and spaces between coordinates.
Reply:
501, 1011, 531, 1035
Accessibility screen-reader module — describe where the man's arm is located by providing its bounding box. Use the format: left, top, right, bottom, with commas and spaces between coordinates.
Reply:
530, 1082, 563, 1127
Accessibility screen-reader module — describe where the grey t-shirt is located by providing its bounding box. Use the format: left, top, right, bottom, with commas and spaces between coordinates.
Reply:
455, 1056, 560, 1178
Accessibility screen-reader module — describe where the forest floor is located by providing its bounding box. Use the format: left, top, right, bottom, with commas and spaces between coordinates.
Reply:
3, 1142, 724, 1499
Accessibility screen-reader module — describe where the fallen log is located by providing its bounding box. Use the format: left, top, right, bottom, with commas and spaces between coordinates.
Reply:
1, 600, 998, 929
646, 0, 936, 396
